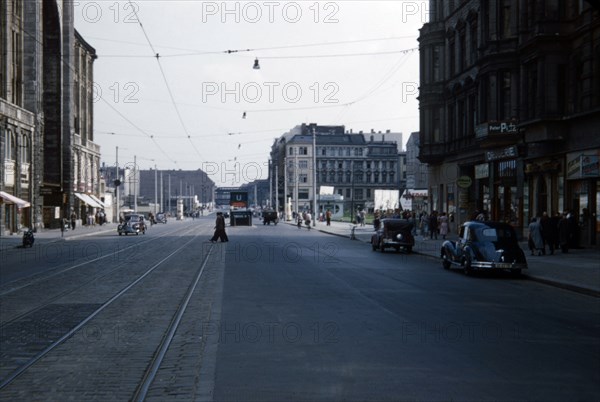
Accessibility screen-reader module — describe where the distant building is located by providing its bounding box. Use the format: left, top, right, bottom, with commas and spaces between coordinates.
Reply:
137, 169, 215, 213
270, 123, 402, 219
405, 131, 428, 190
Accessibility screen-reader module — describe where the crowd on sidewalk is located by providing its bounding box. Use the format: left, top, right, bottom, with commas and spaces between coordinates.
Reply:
527, 211, 580, 256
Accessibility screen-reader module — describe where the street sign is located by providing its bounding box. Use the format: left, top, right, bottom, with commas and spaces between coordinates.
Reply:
457, 176, 473, 188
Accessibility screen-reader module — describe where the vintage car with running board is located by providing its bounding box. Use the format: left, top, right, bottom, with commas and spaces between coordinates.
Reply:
441, 221, 527, 276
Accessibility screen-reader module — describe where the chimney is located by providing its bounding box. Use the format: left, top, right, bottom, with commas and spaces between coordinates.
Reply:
386, 129, 391, 133
371, 129, 375, 133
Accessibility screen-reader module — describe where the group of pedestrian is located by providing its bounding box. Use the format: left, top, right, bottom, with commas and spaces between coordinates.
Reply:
424, 210, 451, 240
528, 211, 577, 255
297, 211, 312, 229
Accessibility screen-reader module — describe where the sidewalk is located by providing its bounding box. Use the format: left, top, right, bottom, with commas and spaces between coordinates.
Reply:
293, 219, 600, 297
0, 223, 119, 250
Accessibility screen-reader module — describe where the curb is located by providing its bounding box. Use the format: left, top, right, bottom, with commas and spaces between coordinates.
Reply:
313, 222, 599, 298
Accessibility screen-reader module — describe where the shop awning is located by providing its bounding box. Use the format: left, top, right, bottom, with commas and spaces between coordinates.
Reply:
74, 192, 102, 208
88, 194, 106, 208
0, 191, 31, 208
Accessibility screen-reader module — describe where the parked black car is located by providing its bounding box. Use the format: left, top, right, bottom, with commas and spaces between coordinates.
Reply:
118, 214, 147, 235
262, 210, 279, 225
371, 218, 415, 253
441, 221, 527, 276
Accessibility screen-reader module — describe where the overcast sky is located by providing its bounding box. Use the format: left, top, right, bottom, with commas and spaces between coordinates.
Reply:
74, 0, 427, 186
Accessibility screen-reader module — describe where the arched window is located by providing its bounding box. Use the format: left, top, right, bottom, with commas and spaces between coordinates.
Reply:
5, 130, 16, 160
21, 134, 31, 164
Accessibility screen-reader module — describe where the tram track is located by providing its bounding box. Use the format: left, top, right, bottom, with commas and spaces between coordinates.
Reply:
0, 224, 203, 328
0, 223, 196, 297
0, 227, 215, 393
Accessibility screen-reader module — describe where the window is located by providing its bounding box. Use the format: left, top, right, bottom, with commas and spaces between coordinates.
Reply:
433, 107, 441, 142
355, 189, 363, 200
299, 174, 308, 183
457, 100, 465, 137
448, 104, 455, 141
459, 31, 466, 71
432, 46, 441, 81
299, 146, 308, 155
5, 130, 16, 160
499, 0, 511, 38
449, 39, 456, 77
21, 134, 30, 163
299, 160, 308, 169
346, 188, 351, 198
470, 21, 477, 65
501, 71, 511, 119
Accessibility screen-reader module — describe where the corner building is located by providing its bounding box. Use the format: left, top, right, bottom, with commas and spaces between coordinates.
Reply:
418, 1, 600, 244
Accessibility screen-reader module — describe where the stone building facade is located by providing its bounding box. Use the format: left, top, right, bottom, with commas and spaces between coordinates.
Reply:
0, 1, 100, 234
270, 123, 402, 219
418, 0, 600, 244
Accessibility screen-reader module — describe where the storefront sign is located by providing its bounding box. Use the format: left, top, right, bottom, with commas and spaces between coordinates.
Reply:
457, 176, 473, 188
485, 145, 518, 162
488, 121, 518, 134
567, 150, 600, 179
475, 163, 489, 179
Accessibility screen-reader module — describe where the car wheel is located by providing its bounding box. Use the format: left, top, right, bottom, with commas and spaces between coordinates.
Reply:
442, 252, 451, 270
394, 246, 400, 253
379, 240, 385, 253
405, 246, 412, 254
463, 255, 474, 275
510, 269, 522, 277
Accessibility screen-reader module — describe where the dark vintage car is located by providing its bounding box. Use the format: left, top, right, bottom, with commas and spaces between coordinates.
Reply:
371, 218, 415, 253
262, 210, 279, 225
118, 214, 147, 235
441, 221, 527, 276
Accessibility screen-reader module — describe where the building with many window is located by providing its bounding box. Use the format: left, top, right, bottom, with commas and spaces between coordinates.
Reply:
270, 123, 402, 219
418, 1, 600, 244
1, 1, 102, 234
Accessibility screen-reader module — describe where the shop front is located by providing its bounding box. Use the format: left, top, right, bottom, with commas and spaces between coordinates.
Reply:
485, 146, 525, 236
566, 150, 600, 246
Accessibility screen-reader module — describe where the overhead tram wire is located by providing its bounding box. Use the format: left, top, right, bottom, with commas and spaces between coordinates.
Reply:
14, 23, 179, 167
99, 97, 178, 166
95, 35, 418, 58
127, 1, 204, 161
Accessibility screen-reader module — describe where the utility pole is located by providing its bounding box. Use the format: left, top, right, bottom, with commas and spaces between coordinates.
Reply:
160, 170, 163, 212
116, 146, 119, 223
275, 163, 279, 214
312, 127, 317, 227
154, 164, 158, 216
133, 155, 137, 212
269, 159, 272, 208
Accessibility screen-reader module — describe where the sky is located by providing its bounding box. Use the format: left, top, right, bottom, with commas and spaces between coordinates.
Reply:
74, 0, 428, 186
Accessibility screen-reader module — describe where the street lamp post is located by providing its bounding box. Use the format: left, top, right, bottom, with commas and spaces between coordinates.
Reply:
312, 127, 317, 227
